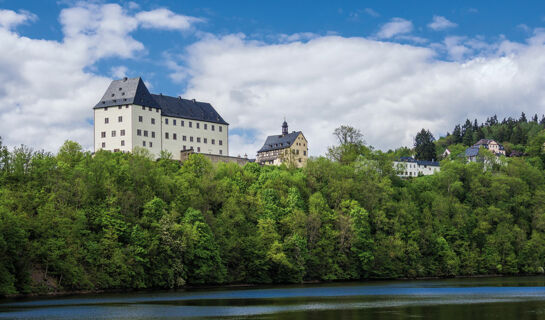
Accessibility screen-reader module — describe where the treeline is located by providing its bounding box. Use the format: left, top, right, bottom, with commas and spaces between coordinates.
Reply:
437, 113, 545, 155
2, 130, 545, 296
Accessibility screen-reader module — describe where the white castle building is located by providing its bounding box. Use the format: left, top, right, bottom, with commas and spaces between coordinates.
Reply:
93, 77, 228, 158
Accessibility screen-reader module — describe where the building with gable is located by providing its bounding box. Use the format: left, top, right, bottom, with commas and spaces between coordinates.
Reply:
256, 121, 308, 168
93, 77, 228, 158
394, 157, 440, 177
464, 139, 505, 162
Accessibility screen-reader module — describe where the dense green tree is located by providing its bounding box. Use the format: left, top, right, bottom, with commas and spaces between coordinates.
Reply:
414, 129, 437, 161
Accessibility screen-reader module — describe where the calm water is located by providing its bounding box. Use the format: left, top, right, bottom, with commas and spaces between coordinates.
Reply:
2, 277, 545, 319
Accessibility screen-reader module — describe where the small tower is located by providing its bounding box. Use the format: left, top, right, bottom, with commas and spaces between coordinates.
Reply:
282, 119, 288, 136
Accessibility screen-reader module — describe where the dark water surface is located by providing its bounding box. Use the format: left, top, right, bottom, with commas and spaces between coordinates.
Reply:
2, 277, 545, 319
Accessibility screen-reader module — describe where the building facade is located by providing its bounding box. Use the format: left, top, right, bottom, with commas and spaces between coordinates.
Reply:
256, 121, 308, 168
464, 139, 505, 162
394, 157, 440, 177
94, 77, 228, 158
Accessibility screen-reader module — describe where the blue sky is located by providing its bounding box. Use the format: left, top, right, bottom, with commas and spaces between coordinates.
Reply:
1, 1, 545, 156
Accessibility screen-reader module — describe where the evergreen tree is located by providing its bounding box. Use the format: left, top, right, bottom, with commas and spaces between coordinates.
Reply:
414, 129, 437, 161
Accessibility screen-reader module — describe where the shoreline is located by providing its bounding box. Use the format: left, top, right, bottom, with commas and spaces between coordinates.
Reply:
3, 273, 541, 300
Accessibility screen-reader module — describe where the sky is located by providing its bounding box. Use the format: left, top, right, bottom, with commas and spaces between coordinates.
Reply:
1, 1, 545, 157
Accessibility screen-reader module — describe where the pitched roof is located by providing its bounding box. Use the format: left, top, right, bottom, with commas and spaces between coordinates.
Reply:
151, 94, 228, 125
465, 146, 480, 157
258, 131, 302, 153
396, 156, 439, 166
474, 139, 495, 146
94, 77, 228, 125
94, 77, 159, 109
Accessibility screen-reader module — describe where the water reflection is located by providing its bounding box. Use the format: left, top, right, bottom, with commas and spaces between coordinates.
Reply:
1, 277, 545, 319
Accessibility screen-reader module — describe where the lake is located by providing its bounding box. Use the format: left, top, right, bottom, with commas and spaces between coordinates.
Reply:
1, 277, 545, 319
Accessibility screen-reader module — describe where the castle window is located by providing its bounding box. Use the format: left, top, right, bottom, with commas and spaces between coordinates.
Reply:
138, 116, 143, 122
151, 131, 155, 138
204, 138, 207, 144
151, 118, 155, 124
118, 116, 122, 122
204, 124, 207, 130
165, 118, 169, 125
173, 119, 177, 126
101, 142, 105, 148
189, 121, 192, 128
212, 125, 215, 131
143, 141, 146, 147
197, 123, 200, 129
219, 140, 223, 146
111, 130, 116, 137
183, 145, 186, 150
173, 133, 177, 140
190, 136, 193, 142
211, 139, 215, 145
219, 126, 222, 132
197, 147, 201, 152
219, 150, 222, 155
144, 130, 148, 137
137, 129, 141, 136
165, 132, 169, 139
181, 120, 185, 127
197, 137, 201, 143
104, 117, 109, 124
121, 140, 125, 146
149, 142, 153, 147
303, 151, 306, 156
299, 158, 302, 163
183, 136, 186, 141
101, 131, 106, 138
149, 107, 152, 111
142, 106, 145, 110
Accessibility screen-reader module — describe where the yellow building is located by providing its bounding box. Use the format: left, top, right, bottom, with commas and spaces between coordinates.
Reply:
256, 121, 308, 168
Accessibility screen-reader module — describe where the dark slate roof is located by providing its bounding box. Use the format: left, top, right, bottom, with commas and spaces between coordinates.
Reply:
151, 94, 228, 125
258, 131, 302, 153
94, 77, 159, 109
396, 156, 439, 166
94, 77, 228, 125
465, 146, 480, 157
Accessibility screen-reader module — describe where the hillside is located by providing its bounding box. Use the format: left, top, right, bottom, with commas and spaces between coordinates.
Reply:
2, 128, 545, 295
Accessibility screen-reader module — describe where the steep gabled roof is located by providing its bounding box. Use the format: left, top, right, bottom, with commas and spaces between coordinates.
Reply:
151, 94, 228, 125
94, 77, 159, 109
94, 77, 228, 125
258, 131, 302, 153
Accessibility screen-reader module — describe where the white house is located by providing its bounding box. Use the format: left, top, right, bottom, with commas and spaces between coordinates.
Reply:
394, 157, 440, 177
464, 139, 505, 162
94, 77, 228, 158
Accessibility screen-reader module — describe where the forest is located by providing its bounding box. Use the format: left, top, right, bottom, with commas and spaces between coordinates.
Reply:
2, 117, 545, 296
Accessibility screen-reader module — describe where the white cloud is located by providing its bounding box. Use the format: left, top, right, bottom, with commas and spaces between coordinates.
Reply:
0, 9, 37, 30
0, 4, 201, 152
428, 15, 457, 31
136, 8, 203, 31
173, 32, 545, 157
110, 65, 128, 78
376, 18, 413, 39
364, 8, 380, 17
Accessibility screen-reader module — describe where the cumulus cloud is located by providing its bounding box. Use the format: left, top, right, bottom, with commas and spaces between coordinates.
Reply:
174, 33, 545, 157
376, 18, 413, 39
428, 15, 458, 31
135, 8, 203, 31
0, 4, 201, 152
0, 9, 37, 30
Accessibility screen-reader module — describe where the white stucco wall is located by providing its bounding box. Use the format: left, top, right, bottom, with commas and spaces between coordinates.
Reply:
94, 104, 228, 159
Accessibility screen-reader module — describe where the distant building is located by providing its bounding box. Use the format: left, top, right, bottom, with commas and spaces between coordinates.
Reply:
179, 148, 252, 166
256, 121, 308, 168
394, 157, 440, 177
93, 77, 229, 158
464, 139, 505, 162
